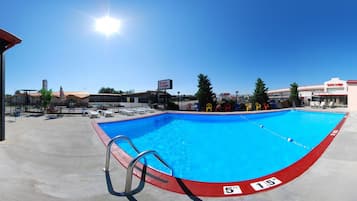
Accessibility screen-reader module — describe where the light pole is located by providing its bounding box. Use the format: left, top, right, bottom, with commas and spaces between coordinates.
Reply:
0, 29, 21, 141
177, 91, 180, 110
235, 90, 239, 104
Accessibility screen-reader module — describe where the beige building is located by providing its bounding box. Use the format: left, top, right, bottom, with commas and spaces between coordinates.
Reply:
51, 91, 90, 107
268, 85, 324, 104
12, 91, 90, 107
268, 77, 355, 108
347, 80, 357, 111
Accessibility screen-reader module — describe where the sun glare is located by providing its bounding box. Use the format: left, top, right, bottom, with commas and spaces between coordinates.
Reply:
95, 15, 121, 36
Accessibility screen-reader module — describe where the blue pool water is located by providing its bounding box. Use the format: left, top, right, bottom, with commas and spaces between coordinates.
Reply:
99, 110, 345, 182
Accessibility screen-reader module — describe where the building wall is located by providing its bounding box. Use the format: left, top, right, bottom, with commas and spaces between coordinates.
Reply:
268, 86, 324, 105
324, 77, 347, 94
89, 94, 123, 102
268, 78, 352, 107
347, 81, 357, 111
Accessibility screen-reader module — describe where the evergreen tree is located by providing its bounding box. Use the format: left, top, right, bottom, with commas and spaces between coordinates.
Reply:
252, 78, 269, 105
98, 87, 123, 94
289, 82, 299, 107
39, 88, 52, 112
195, 74, 215, 111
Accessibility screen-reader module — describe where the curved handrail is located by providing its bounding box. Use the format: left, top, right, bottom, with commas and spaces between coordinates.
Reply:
104, 135, 141, 171
125, 150, 173, 193
103, 135, 174, 195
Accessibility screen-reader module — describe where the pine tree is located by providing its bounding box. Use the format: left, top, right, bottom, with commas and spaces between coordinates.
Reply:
252, 78, 269, 105
195, 74, 215, 111
289, 82, 299, 107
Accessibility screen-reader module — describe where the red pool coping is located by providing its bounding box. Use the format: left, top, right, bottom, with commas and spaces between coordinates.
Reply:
92, 110, 349, 197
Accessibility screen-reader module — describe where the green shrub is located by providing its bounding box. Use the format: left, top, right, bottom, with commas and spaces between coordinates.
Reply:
167, 101, 179, 110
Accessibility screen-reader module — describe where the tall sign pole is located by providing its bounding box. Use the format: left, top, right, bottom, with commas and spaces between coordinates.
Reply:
158, 79, 173, 109
0, 29, 21, 141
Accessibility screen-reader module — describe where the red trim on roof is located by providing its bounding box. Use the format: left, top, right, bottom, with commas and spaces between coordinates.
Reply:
0, 29, 21, 50
347, 80, 357, 84
92, 111, 348, 197
317, 94, 347, 96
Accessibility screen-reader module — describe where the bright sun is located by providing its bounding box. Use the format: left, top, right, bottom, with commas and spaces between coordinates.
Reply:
95, 15, 121, 36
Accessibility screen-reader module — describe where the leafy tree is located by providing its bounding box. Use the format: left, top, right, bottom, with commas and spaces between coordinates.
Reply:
252, 78, 269, 105
167, 101, 179, 110
5, 94, 12, 106
39, 88, 53, 112
98, 87, 123, 94
289, 82, 299, 107
195, 74, 215, 111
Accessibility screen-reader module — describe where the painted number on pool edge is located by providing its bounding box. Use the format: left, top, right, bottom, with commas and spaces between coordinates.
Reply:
250, 177, 282, 191
223, 185, 242, 195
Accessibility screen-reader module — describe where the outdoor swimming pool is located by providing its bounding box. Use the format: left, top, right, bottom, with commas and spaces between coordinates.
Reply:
95, 110, 347, 196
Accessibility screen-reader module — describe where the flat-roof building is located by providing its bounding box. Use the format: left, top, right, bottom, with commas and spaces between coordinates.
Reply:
347, 80, 357, 111
268, 77, 353, 108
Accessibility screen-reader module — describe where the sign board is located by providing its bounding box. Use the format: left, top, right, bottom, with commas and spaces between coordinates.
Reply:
158, 79, 173, 90
327, 83, 344, 87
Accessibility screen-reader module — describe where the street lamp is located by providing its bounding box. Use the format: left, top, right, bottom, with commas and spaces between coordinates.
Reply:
177, 91, 180, 110
0, 29, 21, 141
235, 90, 239, 104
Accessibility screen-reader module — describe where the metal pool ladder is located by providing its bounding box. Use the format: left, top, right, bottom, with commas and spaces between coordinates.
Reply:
104, 135, 173, 195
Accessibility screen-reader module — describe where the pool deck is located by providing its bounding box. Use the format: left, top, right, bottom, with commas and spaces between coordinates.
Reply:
1, 108, 356, 201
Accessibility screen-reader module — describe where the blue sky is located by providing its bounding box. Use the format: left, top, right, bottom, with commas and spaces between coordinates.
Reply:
1, 0, 357, 95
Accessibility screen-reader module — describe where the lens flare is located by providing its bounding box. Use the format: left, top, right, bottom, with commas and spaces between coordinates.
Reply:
95, 16, 120, 36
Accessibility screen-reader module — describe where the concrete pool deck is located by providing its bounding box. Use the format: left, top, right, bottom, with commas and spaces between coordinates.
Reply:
1, 108, 356, 201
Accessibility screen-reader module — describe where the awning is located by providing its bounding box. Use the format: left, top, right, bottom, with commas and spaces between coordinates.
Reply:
0, 29, 21, 51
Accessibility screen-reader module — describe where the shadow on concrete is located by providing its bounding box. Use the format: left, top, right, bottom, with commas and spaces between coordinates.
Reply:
105, 164, 202, 201
104, 165, 148, 201
175, 178, 203, 201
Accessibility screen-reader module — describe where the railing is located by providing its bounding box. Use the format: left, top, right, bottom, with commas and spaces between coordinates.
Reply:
125, 150, 173, 193
104, 135, 141, 171
104, 135, 173, 195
